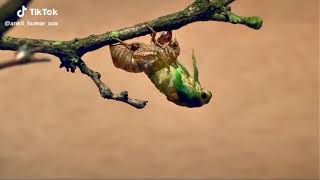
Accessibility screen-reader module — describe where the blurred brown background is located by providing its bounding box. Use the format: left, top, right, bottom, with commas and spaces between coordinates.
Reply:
0, 0, 318, 179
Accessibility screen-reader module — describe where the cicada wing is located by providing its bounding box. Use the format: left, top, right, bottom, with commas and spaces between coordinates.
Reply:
174, 67, 194, 99
176, 60, 190, 77
192, 49, 200, 85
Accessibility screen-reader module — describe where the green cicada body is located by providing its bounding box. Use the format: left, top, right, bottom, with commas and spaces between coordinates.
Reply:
147, 56, 212, 108
109, 30, 212, 108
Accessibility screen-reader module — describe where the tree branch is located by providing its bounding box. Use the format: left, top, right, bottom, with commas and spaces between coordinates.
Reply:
77, 59, 147, 109
0, 0, 263, 109
0, 57, 50, 70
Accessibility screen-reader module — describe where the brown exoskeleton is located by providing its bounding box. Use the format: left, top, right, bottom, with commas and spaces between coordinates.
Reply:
109, 25, 212, 108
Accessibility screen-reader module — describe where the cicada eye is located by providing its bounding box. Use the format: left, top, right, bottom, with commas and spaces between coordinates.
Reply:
169, 41, 179, 49
201, 92, 207, 99
169, 42, 177, 47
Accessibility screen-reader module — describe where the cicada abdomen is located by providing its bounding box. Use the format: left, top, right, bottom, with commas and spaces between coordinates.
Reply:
109, 42, 145, 73
109, 31, 180, 74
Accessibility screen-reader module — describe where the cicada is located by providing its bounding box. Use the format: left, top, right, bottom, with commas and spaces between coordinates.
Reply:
109, 26, 212, 108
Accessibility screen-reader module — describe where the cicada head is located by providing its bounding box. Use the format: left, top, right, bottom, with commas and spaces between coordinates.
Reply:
172, 50, 212, 108
157, 31, 172, 44
157, 31, 180, 58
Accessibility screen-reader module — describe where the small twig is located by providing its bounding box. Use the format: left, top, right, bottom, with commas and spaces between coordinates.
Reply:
76, 58, 147, 109
0, 58, 50, 70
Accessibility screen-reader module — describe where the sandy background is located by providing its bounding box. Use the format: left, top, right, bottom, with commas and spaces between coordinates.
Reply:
0, 0, 318, 179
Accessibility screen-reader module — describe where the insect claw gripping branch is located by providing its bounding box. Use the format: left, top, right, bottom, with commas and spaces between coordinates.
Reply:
0, 0, 263, 109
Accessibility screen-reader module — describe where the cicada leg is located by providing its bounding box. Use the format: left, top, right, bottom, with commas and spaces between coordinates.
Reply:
145, 24, 164, 48
112, 37, 140, 51
145, 24, 157, 42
